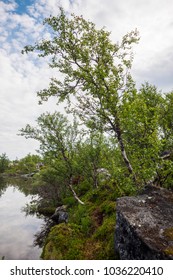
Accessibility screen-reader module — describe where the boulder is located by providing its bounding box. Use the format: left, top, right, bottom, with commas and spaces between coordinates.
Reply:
115, 186, 173, 259
51, 205, 68, 224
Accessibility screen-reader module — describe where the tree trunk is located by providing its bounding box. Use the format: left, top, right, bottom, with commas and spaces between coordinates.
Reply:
69, 181, 85, 205
107, 112, 138, 186
115, 121, 138, 186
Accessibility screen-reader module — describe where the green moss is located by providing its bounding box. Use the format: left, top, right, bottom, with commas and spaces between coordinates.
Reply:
42, 223, 85, 260
41, 181, 118, 260
100, 201, 116, 214
69, 204, 93, 235
163, 228, 173, 256
93, 215, 115, 240
163, 228, 173, 240
89, 215, 115, 259
164, 246, 173, 255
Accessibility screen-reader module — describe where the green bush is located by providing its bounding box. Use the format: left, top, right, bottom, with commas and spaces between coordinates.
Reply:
100, 201, 115, 215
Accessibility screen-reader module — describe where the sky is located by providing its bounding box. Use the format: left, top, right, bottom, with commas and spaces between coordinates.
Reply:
1, 0, 173, 160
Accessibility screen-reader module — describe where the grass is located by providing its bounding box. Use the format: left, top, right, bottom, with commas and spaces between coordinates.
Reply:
42, 183, 119, 259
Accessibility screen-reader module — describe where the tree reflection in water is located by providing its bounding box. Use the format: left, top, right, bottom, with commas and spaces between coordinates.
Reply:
21, 201, 55, 248
33, 219, 55, 248
21, 193, 55, 250
0, 176, 8, 197
0, 177, 54, 259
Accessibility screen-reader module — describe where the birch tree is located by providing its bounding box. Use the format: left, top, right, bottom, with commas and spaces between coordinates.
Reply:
22, 8, 139, 186
20, 112, 84, 204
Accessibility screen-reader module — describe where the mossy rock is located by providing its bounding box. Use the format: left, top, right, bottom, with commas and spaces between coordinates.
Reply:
163, 228, 173, 256
164, 246, 173, 256
83, 239, 102, 259
163, 227, 173, 240
42, 223, 85, 260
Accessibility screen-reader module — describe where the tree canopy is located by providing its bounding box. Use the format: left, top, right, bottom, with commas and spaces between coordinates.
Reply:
22, 8, 140, 185
21, 8, 173, 195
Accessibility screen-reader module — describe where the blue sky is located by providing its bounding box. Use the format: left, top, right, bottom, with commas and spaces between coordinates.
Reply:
1, 0, 173, 159
13, 0, 34, 14
3, 0, 34, 15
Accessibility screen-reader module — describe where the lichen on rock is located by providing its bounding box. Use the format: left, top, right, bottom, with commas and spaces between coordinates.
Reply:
115, 186, 173, 259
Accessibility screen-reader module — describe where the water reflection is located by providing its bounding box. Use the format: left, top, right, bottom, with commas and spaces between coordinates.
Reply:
0, 177, 8, 198
0, 180, 49, 260
34, 219, 55, 248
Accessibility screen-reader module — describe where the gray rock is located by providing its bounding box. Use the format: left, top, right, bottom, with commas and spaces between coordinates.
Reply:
51, 205, 68, 224
115, 186, 173, 259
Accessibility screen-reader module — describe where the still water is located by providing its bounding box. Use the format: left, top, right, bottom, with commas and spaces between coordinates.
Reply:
0, 179, 46, 260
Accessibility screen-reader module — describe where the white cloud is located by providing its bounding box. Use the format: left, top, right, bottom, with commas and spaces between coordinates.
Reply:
1, 0, 173, 159
0, 2, 58, 159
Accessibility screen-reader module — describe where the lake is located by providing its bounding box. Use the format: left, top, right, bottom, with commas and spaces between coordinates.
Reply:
0, 178, 47, 260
